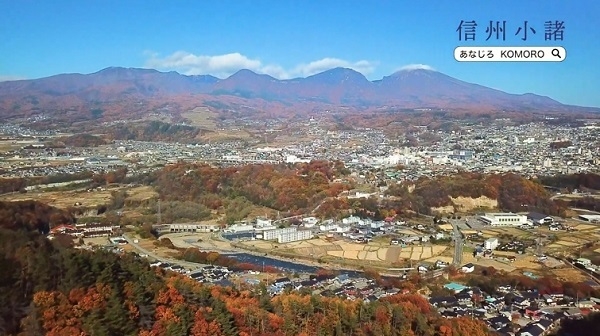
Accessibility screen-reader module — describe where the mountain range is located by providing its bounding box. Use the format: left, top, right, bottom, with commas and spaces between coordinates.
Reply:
0, 66, 597, 122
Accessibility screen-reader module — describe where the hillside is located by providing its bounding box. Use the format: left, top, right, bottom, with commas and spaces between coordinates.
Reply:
385, 173, 563, 216
1, 67, 598, 124
0, 206, 493, 336
0, 200, 75, 233
142, 161, 352, 223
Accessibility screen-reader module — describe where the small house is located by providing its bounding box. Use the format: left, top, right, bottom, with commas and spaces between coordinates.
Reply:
461, 263, 475, 273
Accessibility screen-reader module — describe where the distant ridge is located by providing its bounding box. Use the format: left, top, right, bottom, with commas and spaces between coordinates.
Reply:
0, 66, 598, 121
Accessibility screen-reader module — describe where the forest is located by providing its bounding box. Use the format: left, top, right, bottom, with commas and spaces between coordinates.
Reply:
102, 121, 202, 142
537, 173, 600, 191
0, 201, 497, 336
138, 161, 352, 222
0, 200, 75, 233
52, 133, 108, 147
0, 171, 95, 194
385, 173, 564, 216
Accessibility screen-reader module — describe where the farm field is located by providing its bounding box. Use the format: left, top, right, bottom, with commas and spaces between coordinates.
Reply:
239, 237, 448, 265
0, 184, 160, 211
0, 186, 116, 209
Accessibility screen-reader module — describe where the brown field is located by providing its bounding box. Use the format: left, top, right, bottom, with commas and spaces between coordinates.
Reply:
343, 250, 359, 259
125, 186, 158, 202
385, 246, 402, 262
511, 256, 542, 270
551, 268, 591, 282
82, 237, 111, 246
473, 258, 516, 272
571, 224, 599, 231
424, 256, 454, 264
410, 247, 423, 261
201, 130, 254, 141
493, 250, 518, 257
181, 107, 218, 130
554, 241, 580, 247
437, 224, 453, 231
420, 247, 433, 259
0, 187, 116, 209
485, 227, 530, 237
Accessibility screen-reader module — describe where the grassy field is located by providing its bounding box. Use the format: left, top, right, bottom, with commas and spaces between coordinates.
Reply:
181, 107, 218, 130
1, 184, 160, 212
125, 186, 158, 203
0, 186, 117, 209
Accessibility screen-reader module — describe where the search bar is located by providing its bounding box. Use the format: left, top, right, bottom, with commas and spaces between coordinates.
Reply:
454, 46, 566, 62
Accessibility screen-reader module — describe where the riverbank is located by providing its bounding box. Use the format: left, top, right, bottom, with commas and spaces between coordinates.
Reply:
159, 232, 369, 274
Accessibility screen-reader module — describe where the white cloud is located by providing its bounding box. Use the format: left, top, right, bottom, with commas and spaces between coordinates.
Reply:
0, 75, 26, 82
396, 64, 436, 71
144, 51, 376, 79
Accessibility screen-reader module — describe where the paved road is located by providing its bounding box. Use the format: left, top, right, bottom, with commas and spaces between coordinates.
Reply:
122, 234, 207, 269
450, 220, 464, 266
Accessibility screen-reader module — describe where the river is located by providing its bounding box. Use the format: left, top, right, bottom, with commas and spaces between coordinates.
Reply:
228, 252, 363, 277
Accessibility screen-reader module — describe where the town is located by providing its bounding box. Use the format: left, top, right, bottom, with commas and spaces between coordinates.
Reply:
1, 118, 600, 336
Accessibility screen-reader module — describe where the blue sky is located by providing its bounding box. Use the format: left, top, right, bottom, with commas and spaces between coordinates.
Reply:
1, 0, 599, 107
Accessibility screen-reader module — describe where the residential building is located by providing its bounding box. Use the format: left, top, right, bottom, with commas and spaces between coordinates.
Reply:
262, 227, 297, 240
277, 229, 313, 243
485, 237, 499, 250
256, 218, 273, 227
461, 263, 475, 273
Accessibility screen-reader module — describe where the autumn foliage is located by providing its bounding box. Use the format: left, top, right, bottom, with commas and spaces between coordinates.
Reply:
149, 161, 352, 213
386, 172, 565, 215
0, 200, 75, 233
0, 209, 493, 336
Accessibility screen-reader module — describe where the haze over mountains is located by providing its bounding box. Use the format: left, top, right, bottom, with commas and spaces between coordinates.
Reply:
0, 66, 597, 121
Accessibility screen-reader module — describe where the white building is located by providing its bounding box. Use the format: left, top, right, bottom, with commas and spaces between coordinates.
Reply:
348, 192, 375, 199
302, 217, 319, 228
262, 227, 297, 240
335, 225, 351, 233
319, 223, 338, 232
578, 214, 600, 223
342, 216, 361, 225
224, 224, 254, 233
167, 223, 221, 233
461, 263, 475, 273
256, 218, 273, 227
285, 155, 310, 163
484, 238, 499, 250
277, 230, 313, 243
479, 213, 528, 226
370, 221, 385, 229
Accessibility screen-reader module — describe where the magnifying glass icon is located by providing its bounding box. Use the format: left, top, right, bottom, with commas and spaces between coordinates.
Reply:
552, 48, 561, 58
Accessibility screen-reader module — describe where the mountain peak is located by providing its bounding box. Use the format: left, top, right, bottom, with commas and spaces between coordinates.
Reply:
227, 69, 277, 81
0, 66, 593, 116
304, 67, 369, 85
95, 67, 158, 75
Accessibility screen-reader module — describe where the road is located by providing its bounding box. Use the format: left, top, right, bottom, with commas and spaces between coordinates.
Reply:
122, 234, 207, 269
450, 220, 464, 266
556, 256, 600, 286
